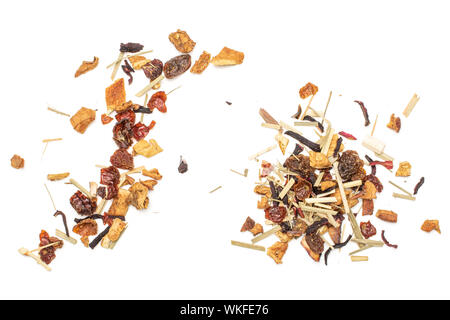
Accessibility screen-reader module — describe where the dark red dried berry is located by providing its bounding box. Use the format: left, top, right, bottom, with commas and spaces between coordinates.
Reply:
293, 178, 312, 201
120, 42, 144, 53
70, 191, 97, 216
110, 149, 134, 170
265, 206, 287, 223
115, 109, 136, 124
143, 59, 163, 81
100, 166, 120, 186
132, 123, 150, 141
360, 221, 377, 239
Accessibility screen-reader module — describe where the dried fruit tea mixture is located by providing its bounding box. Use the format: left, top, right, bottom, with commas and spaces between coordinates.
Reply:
232, 85, 437, 264
17, 30, 244, 271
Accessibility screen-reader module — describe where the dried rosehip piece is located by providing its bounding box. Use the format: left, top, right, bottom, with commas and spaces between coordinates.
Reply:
360, 221, 377, 239
148, 91, 167, 113
70, 191, 97, 216
38, 230, 63, 265
113, 119, 133, 149
293, 177, 312, 201
100, 166, 120, 186
132, 122, 151, 141
143, 59, 163, 81
110, 149, 134, 170
163, 54, 191, 79
115, 109, 136, 124
265, 206, 287, 223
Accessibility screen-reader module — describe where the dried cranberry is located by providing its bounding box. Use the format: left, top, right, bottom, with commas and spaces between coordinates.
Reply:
70, 191, 97, 216
110, 149, 134, 170
113, 119, 133, 149
115, 109, 136, 124
360, 221, 377, 239
265, 206, 287, 223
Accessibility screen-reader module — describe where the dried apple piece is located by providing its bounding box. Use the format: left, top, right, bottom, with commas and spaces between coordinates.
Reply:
133, 139, 163, 158
140, 179, 158, 190
169, 29, 196, 53
267, 241, 288, 264
254, 185, 271, 198
75, 57, 99, 78
142, 168, 163, 180
70, 107, 96, 134
257, 196, 269, 209
362, 199, 374, 216
301, 236, 321, 262
128, 56, 150, 70
360, 181, 377, 200
108, 189, 131, 216
73, 219, 98, 247
129, 182, 149, 210
211, 47, 244, 66
190, 51, 211, 74
250, 224, 264, 236
309, 151, 331, 169
396, 161, 411, 177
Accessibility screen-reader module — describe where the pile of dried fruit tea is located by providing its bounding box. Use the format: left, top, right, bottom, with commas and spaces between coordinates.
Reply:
232, 84, 437, 264
18, 30, 244, 271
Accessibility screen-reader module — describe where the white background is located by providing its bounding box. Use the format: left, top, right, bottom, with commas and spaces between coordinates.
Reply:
1, 0, 449, 299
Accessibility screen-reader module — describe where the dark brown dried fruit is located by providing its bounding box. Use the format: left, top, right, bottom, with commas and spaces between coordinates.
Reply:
360, 221, 377, 239
163, 54, 191, 79
142, 59, 163, 81
284, 131, 321, 152
120, 42, 144, 53
265, 206, 287, 223
70, 191, 97, 216
178, 156, 188, 174
110, 149, 134, 170
354, 100, 370, 127
293, 177, 313, 201
121, 60, 134, 85
97, 186, 106, 199
414, 177, 425, 195
338, 150, 364, 181
113, 119, 133, 149
305, 233, 324, 254
283, 155, 314, 180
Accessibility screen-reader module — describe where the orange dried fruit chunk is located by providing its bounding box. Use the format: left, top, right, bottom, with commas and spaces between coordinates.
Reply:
70, 107, 96, 134
267, 241, 288, 264
396, 161, 412, 177
257, 196, 270, 209
190, 51, 211, 74
309, 151, 331, 169
299, 82, 318, 99
128, 56, 150, 70
387, 114, 401, 133
211, 47, 244, 66
362, 199, 374, 216
168, 29, 196, 53
250, 223, 264, 236
254, 185, 271, 198
421, 220, 440, 234
105, 78, 126, 111
361, 181, 377, 200
10, 154, 24, 169
75, 57, 99, 78
142, 168, 163, 180
376, 210, 398, 223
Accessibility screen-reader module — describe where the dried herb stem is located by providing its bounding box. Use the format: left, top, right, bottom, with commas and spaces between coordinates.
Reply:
321, 91, 332, 125
388, 181, 412, 196
248, 144, 277, 160
251, 225, 282, 243
349, 244, 373, 256
209, 186, 222, 194
111, 52, 125, 80
29, 242, 60, 253
69, 178, 92, 198
300, 95, 315, 120
351, 239, 384, 247
403, 93, 420, 117
136, 74, 165, 97
44, 184, 57, 211
371, 114, 379, 136
393, 193, 416, 201
231, 240, 265, 252
351, 256, 368, 262
42, 138, 62, 143
47, 107, 70, 117
55, 229, 77, 245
